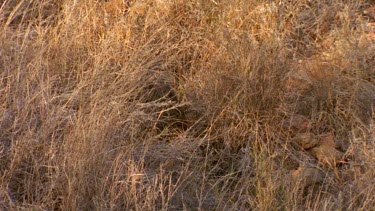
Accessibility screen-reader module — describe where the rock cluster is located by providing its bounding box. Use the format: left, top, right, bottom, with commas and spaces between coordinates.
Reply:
286, 114, 346, 167
284, 114, 348, 190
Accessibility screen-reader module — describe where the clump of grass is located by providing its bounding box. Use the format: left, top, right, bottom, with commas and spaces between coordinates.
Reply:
0, 0, 374, 210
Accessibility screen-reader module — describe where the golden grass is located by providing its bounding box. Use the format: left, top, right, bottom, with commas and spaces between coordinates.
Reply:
0, 0, 374, 210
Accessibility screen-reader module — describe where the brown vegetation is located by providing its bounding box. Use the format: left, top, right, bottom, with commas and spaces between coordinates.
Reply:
0, 0, 374, 210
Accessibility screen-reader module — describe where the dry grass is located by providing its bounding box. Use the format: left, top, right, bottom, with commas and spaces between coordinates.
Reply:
0, 0, 374, 210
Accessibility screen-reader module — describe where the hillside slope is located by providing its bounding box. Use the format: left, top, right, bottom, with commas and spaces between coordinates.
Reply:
0, 0, 374, 210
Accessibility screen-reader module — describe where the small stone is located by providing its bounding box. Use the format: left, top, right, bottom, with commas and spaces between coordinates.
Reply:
292, 133, 319, 149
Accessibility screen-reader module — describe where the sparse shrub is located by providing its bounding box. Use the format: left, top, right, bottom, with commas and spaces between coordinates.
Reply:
0, 0, 374, 210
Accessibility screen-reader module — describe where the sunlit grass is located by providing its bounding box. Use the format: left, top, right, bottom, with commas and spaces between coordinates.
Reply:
0, 0, 374, 210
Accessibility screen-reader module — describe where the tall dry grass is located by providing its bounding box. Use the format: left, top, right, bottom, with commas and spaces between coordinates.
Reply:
0, 0, 374, 210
